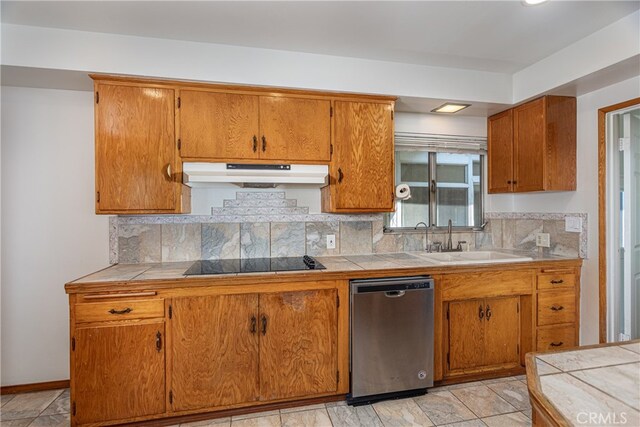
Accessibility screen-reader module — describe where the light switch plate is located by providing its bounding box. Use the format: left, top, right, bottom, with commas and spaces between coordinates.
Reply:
536, 233, 551, 248
326, 234, 336, 249
565, 216, 582, 233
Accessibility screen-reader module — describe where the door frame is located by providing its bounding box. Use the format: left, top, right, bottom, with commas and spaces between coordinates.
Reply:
598, 97, 640, 343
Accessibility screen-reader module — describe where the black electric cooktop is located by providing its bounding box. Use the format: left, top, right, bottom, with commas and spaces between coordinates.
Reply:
184, 255, 325, 275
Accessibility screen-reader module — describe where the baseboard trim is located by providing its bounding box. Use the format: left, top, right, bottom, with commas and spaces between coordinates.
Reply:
1, 380, 70, 395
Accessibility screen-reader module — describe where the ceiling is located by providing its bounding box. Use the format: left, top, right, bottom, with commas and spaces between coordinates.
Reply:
2, 1, 638, 74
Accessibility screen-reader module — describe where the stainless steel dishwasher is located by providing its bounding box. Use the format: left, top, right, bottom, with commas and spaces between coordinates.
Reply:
348, 276, 434, 405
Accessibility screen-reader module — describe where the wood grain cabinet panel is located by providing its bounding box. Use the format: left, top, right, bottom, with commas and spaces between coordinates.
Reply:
487, 95, 576, 194
73, 322, 166, 425
488, 109, 514, 193
171, 294, 260, 411
536, 325, 576, 352
446, 296, 520, 376
483, 297, 520, 367
259, 289, 338, 401
75, 299, 164, 323
448, 299, 485, 371
95, 83, 182, 213
259, 97, 331, 162
537, 291, 576, 327
179, 90, 260, 160
324, 101, 394, 212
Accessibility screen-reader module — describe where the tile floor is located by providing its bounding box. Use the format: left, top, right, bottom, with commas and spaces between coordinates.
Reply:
0, 376, 532, 427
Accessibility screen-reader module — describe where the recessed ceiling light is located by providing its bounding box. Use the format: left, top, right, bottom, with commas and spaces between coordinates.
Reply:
431, 103, 471, 114
522, 0, 549, 6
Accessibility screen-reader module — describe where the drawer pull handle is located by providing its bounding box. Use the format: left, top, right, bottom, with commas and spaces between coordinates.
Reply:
108, 307, 132, 315
479, 304, 484, 320
252, 135, 258, 152
262, 135, 267, 152
550, 341, 563, 347
261, 315, 268, 335
485, 304, 492, 321
250, 316, 257, 334
550, 279, 564, 284
550, 305, 564, 311
156, 331, 162, 352
338, 168, 344, 183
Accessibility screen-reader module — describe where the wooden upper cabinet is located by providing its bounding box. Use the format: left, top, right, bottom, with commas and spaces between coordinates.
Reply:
179, 90, 260, 160
94, 82, 186, 214
487, 95, 576, 194
323, 101, 395, 212
259, 289, 338, 401
259, 96, 331, 162
171, 294, 259, 411
73, 322, 166, 424
179, 92, 330, 163
513, 98, 545, 192
487, 109, 514, 193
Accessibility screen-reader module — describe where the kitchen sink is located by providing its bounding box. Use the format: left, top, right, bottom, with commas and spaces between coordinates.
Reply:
414, 250, 533, 265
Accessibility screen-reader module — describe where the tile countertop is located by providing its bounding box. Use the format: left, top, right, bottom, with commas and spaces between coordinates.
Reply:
68, 249, 577, 286
527, 340, 640, 426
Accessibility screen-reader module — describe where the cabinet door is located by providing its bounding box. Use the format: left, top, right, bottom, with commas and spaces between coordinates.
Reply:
448, 299, 484, 371
259, 289, 338, 400
180, 90, 260, 160
488, 110, 514, 193
332, 101, 394, 211
73, 322, 165, 424
259, 97, 331, 162
171, 294, 259, 411
483, 296, 520, 367
513, 98, 545, 192
95, 84, 177, 212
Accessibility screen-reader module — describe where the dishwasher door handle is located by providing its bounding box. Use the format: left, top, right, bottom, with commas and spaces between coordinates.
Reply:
384, 290, 406, 298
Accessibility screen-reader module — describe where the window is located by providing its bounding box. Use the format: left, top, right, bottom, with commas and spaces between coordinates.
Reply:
385, 133, 485, 230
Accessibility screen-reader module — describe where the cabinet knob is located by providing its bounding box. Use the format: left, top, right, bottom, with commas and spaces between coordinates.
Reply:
253, 135, 258, 153
485, 305, 492, 321
507, 180, 512, 184
479, 304, 484, 320
165, 164, 172, 180
250, 316, 257, 334
262, 136, 267, 152
155, 331, 162, 352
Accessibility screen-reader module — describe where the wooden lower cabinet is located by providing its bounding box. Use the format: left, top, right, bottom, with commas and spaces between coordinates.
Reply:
447, 296, 520, 376
259, 289, 338, 401
171, 294, 260, 411
73, 322, 166, 425
169, 289, 338, 411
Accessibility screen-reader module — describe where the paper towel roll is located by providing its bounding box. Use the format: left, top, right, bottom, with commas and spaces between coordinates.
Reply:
395, 184, 411, 200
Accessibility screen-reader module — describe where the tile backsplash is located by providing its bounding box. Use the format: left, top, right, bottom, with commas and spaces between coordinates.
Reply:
110, 192, 587, 264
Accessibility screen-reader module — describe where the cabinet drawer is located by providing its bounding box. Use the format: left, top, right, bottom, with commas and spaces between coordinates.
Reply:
537, 273, 575, 290
536, 325, 576, 352
537, 291, 576, 326
76, 299, 164, 323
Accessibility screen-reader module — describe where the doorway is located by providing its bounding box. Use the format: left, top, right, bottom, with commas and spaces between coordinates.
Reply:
600, 100, 640, 342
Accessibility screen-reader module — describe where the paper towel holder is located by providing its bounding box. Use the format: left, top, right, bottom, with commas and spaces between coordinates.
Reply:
395, 184, 412, 200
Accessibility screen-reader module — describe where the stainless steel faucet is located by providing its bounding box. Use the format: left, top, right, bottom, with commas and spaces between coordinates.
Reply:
445, 219, 453, 251
414, 222, 429, 251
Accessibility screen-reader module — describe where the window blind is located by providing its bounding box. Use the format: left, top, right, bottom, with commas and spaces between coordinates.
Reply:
394, 132, 487, 154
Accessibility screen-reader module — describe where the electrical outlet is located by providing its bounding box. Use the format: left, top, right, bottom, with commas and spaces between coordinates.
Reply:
326, 234, 336, 249
536, 233, 551, 248
565, 216, 582, 233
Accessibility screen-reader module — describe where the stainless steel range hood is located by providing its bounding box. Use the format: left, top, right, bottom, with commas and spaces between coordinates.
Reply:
182, 163, 329, 187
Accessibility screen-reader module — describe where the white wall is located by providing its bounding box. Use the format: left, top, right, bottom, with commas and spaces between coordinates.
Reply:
1, 86, 109, 385
487, 76, 640, 345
